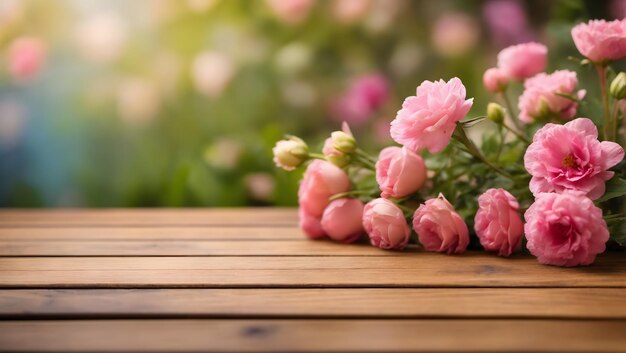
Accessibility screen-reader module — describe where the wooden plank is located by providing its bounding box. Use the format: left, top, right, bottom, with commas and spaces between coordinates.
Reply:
0, 240, 419, 256
0, 288, 624, 319
0, 319, 625, 352
0, 208, 298, 227
0, 226, 302, 240
1, 253, 624, 287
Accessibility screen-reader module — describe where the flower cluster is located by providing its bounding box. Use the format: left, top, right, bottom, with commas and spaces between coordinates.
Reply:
274, 19, 626, 267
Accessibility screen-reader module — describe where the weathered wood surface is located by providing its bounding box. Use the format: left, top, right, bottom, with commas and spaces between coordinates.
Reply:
0, 208, 624, 352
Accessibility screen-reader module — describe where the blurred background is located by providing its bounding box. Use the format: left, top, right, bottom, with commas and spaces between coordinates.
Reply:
0, 0, 623, 207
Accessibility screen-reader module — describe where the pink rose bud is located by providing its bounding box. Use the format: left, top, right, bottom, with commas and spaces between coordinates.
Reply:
8, 36, 46, 82
272, 136, 309, 171
321, 198, 365, 243
298, 160, 350, 217
376, 146, 427, 199
391, 77, 473, 154
482, 67, 508, 93
496, 42, 547, 80
572, 19, 626, 63
363, 198, 411, 250
299, 206, 326, 239
412, 194, 469, 254
524, 191, 609, 267
322, 137, 350, 167
524, 118, 624, 200
518, 70, 586, 123
474, 188, 524, 257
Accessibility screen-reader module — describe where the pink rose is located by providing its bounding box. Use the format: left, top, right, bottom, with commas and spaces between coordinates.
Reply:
363, 198, 411, 250
524, 191, 609, 267
298, 160, 350, 217
390, 77, 473, 154
376, 146, 427, 199
7, 36, 46, 82
266, 0, 314, 25
483, 67, 508, 93
299, 207, 326, 239
474, 188, 524, 257
524, 118, 624, 200
518, 70, 586, 124
412, 194, 469, 254
330, 74, 389, 126
572, 19, 626, 63
496, 42, 547, 80
321, 198, 365, 243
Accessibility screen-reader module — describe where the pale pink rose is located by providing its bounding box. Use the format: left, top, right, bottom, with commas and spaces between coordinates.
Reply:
376, 146, 426, 199
330, 74, 389, 126
321, 198, 365, 243
571, 19, 626, 63
524, 118, 624, 200
497, 42, 547, 80
474, 188, 524, 257
7, 36, 46, 82
483, 67, 508, 93
363, 198, 410, 250
390, 77, 473, 154
266, 0, 314, 25
483, 0, 532, 47
299, 207, 326, 239
431, 12, 480, 58
524, 191, 609, 267
518, 70, 586, 124
298, 160, 351, 217
412, 194, 469, 254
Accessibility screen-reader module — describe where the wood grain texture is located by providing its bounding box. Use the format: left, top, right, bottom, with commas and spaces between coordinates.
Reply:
0, 208, 298, 227
1, 288, 624, 319
0, 226, 301, 240
1, 319, 625, 352
0, 240, 420, 256
0, 253, 624, 287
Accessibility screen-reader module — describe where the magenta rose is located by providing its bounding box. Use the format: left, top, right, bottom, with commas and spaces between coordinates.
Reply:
497, 42, 547, 81
518, 70, 586, 124
8, 36, 46, 82
363, 198, 411, 250
412, 194, 469, 254
376, 146, 427, 199
298, 207, 326, 239
298, 160, 350, 217
321, 198, 365, 243
524, 118, 624, 200
524, 191, 609, 267
474, 188, 524, 257
483, 67, 508, 93
572, 19, 626, 63
390, 77, 473, 154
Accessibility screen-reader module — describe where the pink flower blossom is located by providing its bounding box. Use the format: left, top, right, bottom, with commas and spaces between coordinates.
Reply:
524, 191, 609, 267
572, 19, 626, 63
431, 12, 480, 58
483, 67, 509, 93
518, 70, 586, 124
266, 0, 314, 25
330, 74, 389, 126
412, 194, 469, 254
298, 160, 350, 217
390, 78, 473, 154
483, 0, 532, 47
524, 118, 624, 200
376, 146, 426, 198
474, 188, 524, 257
321, 198, 365, 243
299, 207, 326, 239
496, 42, 547, 80
363, 198, 410, 250
7, 36, 46, 82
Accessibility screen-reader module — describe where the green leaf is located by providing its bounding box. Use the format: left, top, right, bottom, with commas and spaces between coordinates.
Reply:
460, 116, 486, 128
597, 177, 626, 202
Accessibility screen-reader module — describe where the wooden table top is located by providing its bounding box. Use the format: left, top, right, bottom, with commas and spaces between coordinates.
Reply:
0, 208, 625, 352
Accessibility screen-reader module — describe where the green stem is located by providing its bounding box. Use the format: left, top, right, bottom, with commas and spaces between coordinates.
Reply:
453, 126, 514, 180
496, 126, 505, 162
596, 64, 612, 140
309, 153, 326, 160
502, 121, 530, 144
500, 91, 524, 132
329, 189, 378, 201
611, 99, 620, 142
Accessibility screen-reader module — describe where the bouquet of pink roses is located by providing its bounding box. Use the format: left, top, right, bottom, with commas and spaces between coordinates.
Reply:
273, 19, 626, 267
